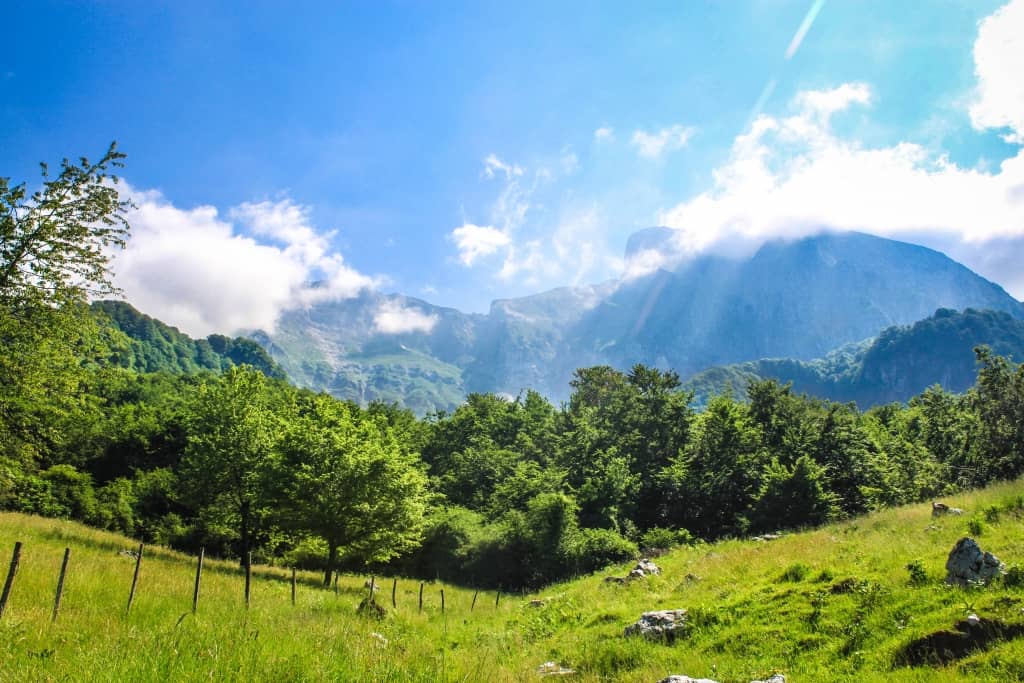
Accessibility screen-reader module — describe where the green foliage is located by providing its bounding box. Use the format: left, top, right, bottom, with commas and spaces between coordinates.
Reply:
905, 559, 928, 586
92, 300, 287, 379
640, 526, 695, 550
566, 527, 638, 574
1, 144, 129, 463
276, 393, 428, 584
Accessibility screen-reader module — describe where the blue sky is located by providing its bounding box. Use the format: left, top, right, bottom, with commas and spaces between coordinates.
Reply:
3, 1, 1023, 335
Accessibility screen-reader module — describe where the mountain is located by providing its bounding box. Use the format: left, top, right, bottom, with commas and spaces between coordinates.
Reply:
92, 300, 286, 380
251, 291, 481, 414
253, 231, 1024, 412
684, 307, 1024, 406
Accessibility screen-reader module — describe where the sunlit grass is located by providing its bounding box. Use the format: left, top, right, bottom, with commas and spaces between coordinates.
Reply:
2, 479, 1024, 681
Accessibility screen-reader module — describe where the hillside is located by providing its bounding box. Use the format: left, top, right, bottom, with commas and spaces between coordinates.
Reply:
93, 300, 286, 380
685, 308, 1024, 406
2, 481, 1023, 682
253, 232, 1024, 412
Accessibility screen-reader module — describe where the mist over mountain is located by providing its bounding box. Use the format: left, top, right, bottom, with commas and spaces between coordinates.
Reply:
250, 231, 1024, 412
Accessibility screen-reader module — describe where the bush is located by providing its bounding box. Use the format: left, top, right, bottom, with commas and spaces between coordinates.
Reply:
906, 559, 928, 586
967, 518, 985, 536
568, 528, 638, 574
640, 526, 694, 551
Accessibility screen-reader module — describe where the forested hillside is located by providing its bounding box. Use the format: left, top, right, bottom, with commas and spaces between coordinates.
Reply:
686, 308, 1024, 406
93, 300, 286, 379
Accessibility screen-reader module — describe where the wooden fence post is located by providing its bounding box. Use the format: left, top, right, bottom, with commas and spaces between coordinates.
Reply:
51, 548, 71, 623
126, 543, 144, 614
471, 590, 478, 612
192, 547, 204, 614
391, 578, 397, 609
440, 588, 445, 615
0, 541, 22, 620
244, 552, 252, 609
291, 567, 297, 606
418, 582, 423, 612
495, 590, 500, 608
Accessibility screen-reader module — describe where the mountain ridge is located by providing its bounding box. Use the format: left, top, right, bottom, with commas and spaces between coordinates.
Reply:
131, 230, 1024, 413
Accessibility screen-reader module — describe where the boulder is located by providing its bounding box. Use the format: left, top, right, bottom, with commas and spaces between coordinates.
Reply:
629, 568, 647, 579
945, 537, 1004, 586
751, 676, 785, 683
656, 677, 719, 683
635, 558, 661, 575
624, 609, 688, 641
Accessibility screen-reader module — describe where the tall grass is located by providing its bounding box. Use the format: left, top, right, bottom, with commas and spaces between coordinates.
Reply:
2, 479, 1024, 681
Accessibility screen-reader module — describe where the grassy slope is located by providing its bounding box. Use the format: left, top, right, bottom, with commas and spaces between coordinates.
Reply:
2, 481, 1024, 682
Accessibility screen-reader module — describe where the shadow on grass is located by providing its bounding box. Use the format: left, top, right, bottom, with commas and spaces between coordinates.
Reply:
894, 618, 1024, 667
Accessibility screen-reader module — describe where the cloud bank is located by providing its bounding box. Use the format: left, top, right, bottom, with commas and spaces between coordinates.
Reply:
112, 190, 376, 336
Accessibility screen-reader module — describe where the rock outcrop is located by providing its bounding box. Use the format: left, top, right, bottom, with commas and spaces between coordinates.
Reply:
945, 537, 1004, 585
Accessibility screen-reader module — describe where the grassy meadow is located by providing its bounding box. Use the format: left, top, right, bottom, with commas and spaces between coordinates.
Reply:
3, 479, 1024, 682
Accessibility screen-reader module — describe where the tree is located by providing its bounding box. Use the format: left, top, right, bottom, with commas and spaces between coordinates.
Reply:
180, 366, 282, 567
277, 394, 428, 586
1, 143, 130, 462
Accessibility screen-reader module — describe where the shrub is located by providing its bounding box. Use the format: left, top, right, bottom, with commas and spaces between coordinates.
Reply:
568, 528, 638, 574
984, 505, 1001, 523
967, 518, 985, 536
640, 526, 694, 551
906, 559, 928, 586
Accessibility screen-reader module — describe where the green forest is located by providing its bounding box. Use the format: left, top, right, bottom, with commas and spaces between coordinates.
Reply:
4, 147, 1024, 593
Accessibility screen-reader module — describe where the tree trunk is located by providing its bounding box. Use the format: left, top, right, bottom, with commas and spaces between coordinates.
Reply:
323, 542, 338, 588
240, 500, 252, 570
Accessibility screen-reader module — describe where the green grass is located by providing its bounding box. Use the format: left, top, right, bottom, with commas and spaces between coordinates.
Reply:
3, 481, 1024, 681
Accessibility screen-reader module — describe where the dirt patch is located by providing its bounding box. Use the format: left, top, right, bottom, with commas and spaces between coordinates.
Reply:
895, 618, 1024, 667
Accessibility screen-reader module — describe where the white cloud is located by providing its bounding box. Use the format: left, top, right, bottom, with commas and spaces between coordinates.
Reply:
648, 78, 1024, 296
373, 300, 438, 334
112, 190, 376, 336
450, 223, 511, 265
969, 0, 1024, 143
594, 126, 615, 142
631, 124, 696, 159
792, 82, 872, 122
482, 153, 523, 180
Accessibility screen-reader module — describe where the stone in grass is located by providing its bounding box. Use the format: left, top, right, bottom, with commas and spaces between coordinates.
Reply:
945, 537, 1004, 586
657, 676, 720, 683
537, 661, 576, 676
751, 676, 786, 683
624, 609, 688, 642
635, 558, 661, 575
